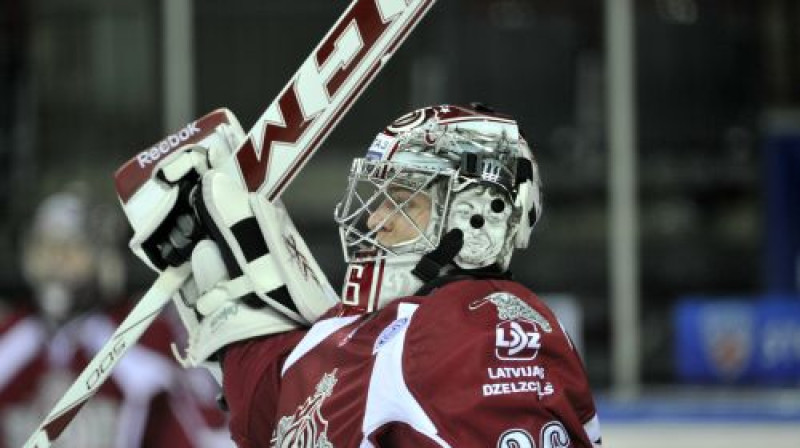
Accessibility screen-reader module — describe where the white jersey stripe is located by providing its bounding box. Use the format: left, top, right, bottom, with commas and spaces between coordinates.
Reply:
360, 303, 451, 447
282, 315, 360, 376
583, 413, 602, 445
0, 317, 46, 390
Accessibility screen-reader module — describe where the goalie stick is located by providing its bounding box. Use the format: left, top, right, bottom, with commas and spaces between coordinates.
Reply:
22, 1, 437, 446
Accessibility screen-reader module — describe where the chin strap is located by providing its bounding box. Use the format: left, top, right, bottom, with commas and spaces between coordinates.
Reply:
411, 229, 464, 283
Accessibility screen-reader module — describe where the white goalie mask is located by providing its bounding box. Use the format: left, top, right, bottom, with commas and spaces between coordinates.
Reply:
334, 104, 542, 312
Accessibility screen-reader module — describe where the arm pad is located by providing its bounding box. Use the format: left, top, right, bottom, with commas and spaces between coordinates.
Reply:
194, 170, 337, 325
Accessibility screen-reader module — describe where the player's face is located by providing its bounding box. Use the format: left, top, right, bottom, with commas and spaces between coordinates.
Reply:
367, 187, 431, 247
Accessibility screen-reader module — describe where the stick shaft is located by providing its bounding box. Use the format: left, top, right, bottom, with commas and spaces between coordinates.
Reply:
22, 265, 191, 448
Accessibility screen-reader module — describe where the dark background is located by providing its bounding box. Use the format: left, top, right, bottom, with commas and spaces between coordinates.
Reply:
1, 0, 799, 388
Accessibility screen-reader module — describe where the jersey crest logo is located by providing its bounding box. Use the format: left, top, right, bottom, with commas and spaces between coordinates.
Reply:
495, 320, 542, 361
470, 292, 552, 361
272, 369, 338, 448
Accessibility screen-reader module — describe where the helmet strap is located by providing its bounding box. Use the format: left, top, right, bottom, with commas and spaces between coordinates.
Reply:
411, 228, 464, 283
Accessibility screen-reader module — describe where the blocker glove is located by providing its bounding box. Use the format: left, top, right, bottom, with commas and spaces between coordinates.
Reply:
126, 142, 231, 272
169, 169, 337, 376
121, 138, 336, 379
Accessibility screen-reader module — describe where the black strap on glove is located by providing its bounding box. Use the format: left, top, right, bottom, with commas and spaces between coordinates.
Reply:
142, 175, 204, 269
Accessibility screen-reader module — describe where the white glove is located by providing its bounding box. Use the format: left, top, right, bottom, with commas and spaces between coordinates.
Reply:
171, 240, 301, 382
193, 171, 337, 323
123, 126, 242, 272
170, 170, 338, 374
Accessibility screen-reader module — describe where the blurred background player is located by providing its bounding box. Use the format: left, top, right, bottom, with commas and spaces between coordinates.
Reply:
0, 186, 232, 448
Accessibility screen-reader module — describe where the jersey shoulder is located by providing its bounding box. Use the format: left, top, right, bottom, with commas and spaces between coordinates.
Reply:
397, 279, 598, 446
407, 278, 568, 354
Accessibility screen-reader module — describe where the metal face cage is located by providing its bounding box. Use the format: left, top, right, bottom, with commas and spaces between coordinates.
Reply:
334, 158, 452, 262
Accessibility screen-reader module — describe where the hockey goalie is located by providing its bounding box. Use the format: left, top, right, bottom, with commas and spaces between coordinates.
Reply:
126, 104, 603, 447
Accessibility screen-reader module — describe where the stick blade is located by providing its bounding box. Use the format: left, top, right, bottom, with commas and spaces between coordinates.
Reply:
226, 0, 438, 200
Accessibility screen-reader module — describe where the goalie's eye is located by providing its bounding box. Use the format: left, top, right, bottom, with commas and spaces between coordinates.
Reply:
387, 187, 413, 205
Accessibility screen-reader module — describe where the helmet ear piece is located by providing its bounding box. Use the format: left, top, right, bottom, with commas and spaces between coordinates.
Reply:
513, 179, 535, 249
511, 139, 542, 250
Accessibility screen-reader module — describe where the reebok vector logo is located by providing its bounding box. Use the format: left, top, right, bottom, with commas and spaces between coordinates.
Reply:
137, 121, 201, 167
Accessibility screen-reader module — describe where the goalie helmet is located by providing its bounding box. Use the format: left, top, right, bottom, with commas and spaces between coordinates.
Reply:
334, 104, 542, 312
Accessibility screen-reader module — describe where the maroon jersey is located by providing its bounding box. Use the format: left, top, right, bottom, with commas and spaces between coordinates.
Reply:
0, 307, 229, 448
223, 278, 601, 447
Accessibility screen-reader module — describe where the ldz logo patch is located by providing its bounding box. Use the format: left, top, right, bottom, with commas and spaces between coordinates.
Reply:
495, 320, 542, 360
470, 292, 552, 361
